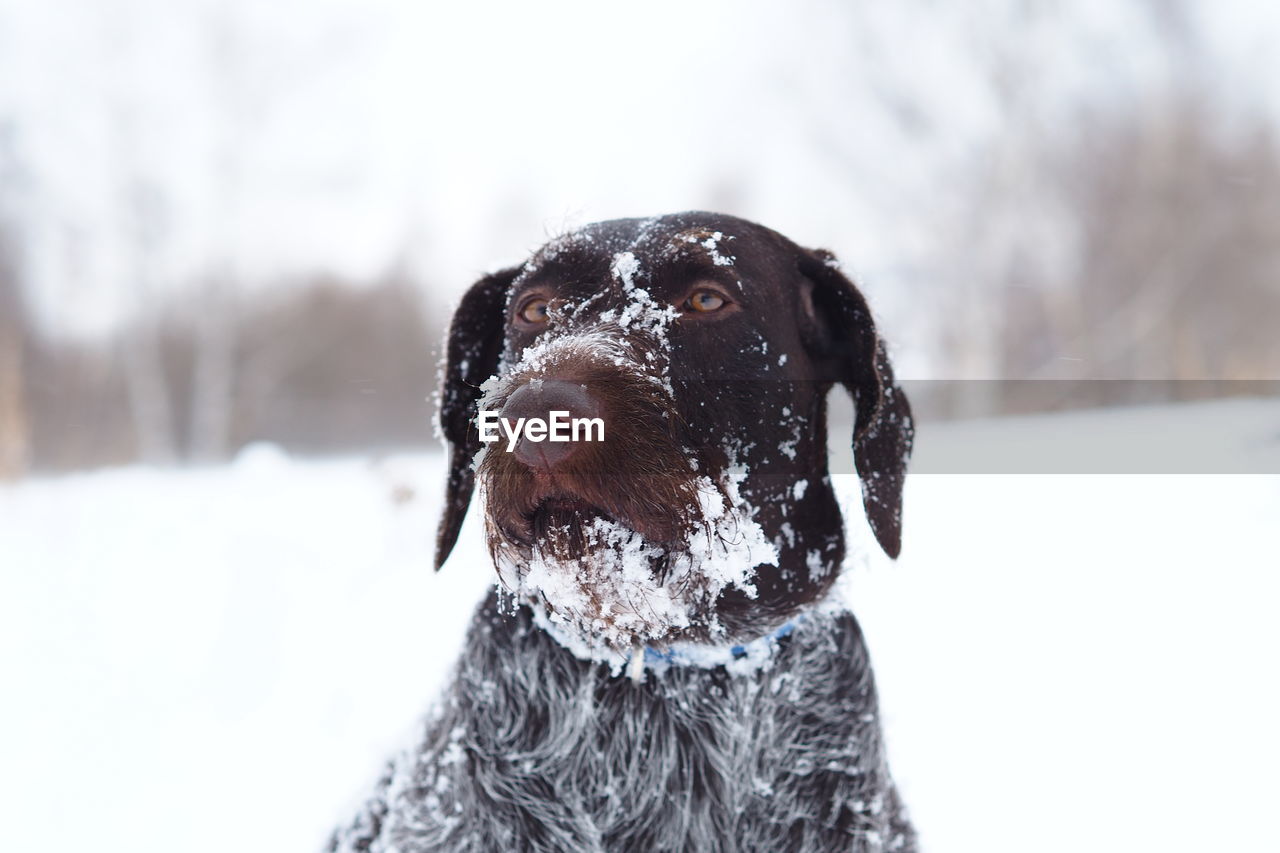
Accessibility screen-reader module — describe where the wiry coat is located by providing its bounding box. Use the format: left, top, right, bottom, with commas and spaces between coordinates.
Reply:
328, 212, 918, 852
328, 591, 915, 853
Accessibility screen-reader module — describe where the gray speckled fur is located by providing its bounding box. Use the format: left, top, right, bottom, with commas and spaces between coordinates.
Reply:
328, 589, 916, 853
331, 212, 919, 852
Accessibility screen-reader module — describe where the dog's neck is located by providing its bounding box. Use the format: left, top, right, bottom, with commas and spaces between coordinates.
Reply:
523, 580, 848, 682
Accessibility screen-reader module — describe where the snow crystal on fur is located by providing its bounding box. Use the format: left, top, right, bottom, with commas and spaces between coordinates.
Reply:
499, 467, 777, 660
326, 592, 917, 853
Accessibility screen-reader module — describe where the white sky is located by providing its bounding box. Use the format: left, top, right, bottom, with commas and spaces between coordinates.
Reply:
1, 0, 1276, 348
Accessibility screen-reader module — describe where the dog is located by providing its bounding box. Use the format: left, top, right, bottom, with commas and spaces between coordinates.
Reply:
328, 212, 916, 852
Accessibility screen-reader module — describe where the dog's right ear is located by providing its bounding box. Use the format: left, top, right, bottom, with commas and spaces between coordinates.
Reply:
435, 266, 520, 570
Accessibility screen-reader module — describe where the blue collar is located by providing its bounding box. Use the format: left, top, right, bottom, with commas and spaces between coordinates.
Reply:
638, 619, 799, 666
623, 615, 804, 681
528, 601, 807, 681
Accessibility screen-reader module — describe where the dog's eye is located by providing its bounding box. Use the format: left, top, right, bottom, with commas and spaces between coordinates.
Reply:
518, 298, 549, 324
685, 290, 726, 313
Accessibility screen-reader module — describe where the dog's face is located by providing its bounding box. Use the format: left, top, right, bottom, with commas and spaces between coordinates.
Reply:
437, 213, 912, 654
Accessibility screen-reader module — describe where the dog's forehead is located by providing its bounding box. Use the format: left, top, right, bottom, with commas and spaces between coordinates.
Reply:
515, 213, 791, 301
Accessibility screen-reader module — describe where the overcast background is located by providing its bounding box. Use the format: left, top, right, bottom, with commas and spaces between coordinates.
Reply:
3, 0, 1280, 471
2, 3, 1279, 852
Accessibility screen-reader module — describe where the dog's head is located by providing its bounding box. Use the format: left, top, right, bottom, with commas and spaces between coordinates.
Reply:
436, 212, 912, 654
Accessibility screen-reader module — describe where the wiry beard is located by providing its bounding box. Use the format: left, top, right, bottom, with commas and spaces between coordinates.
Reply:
486, 469, 777, 656
478, 319, 778, 656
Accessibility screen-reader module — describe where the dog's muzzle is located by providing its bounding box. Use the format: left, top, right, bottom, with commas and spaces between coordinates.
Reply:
472, 326, 774, 651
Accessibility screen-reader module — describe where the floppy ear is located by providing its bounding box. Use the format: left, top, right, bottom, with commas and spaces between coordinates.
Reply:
798, 249, 914, 558
435, 266, 521, 569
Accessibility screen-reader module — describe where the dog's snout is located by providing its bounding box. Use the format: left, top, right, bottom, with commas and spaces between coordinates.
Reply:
500, 378, 602, 470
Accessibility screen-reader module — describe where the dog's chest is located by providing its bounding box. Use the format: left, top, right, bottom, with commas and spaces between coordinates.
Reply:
367, 599, 911, 852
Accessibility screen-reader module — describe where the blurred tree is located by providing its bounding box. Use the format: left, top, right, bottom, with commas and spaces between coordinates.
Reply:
229, 270, 439, 454
103, 8, 178, 465
916, 0, 1280, 415
0, 121, 30, 479
188, 3, 248, 463
0, 227, 28, 480
20, 269, 438, 472
1022, 96, 1280, 383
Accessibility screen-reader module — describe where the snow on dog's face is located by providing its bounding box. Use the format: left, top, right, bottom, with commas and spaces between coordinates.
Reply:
436, 213, 914, 658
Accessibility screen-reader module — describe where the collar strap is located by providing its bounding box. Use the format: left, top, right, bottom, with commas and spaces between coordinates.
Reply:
630, 618, 800, 675
528, 601, 806, 681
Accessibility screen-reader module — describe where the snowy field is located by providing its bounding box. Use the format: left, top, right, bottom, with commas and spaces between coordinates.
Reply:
2, 400, 1279, 853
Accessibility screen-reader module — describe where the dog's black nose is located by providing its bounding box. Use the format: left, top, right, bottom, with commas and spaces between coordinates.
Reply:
500, 379, 602, 470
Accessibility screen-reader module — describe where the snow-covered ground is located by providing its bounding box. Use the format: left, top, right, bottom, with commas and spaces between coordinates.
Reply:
2, 400, 1278, 853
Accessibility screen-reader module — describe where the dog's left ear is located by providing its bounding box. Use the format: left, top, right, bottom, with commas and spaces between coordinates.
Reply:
435, 265, 521, 570
797, 249, 914, 559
